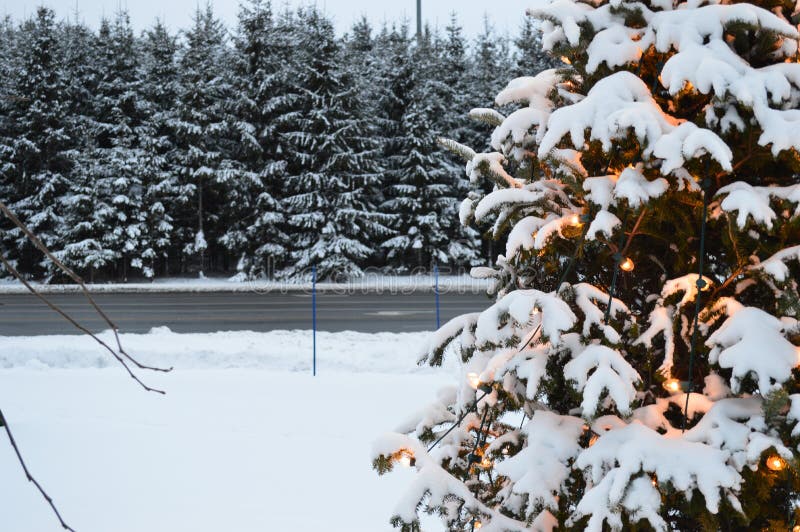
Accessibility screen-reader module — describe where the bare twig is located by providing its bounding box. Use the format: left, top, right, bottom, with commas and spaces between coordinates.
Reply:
0, 409, 76, 531
621, 207, 648, 257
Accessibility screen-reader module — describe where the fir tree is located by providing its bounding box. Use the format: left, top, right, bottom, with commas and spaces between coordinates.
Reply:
511, 15, 557, 78
0, 7, 73, 278
282, 8, 390, 280
437, 14, 472, 144
80, 12, 149, 280
377, 3, 800, 531
172, 4, 234, 276
381, 31, 479, 272
139, 21, 181, 278
226, 0, 289, 279
57, 16, 113, 279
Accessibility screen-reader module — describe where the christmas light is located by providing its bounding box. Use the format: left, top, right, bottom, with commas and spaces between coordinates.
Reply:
766, 455, 787, 472
792, 526, 799, 532
480, 457, 493, 468
619, 257, 635, 272
560, 56, 571, 65
589, 433, 599, 447
473, 520, 483, 529
663, 378, 682, 393
398, 449, 415, 468
569, 213, 582, 227
467, 372, 481, 389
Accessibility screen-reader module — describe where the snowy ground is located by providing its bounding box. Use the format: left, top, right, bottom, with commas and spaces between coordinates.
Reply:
0, 274, 490, 294
0, 329, 453, 531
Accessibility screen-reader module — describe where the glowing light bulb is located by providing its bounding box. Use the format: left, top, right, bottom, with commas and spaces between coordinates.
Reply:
766, 455, 787, 472
467, 372, 481, 389
663, 378, 682, 394
651, 475, 658, 487
792, 525, 799, 532
560, 56, 571, 65
589, 433, 599, 447
569, 214, 582, 227
398, 450, 415, 468
619, 257, 635, 272
480, 457, 493, 469
473, 520, 483, 530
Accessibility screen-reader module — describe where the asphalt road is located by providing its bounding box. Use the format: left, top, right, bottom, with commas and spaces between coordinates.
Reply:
0, 291, 492, 336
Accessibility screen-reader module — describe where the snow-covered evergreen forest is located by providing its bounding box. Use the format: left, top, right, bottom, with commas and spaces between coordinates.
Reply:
0, 2, 552, 282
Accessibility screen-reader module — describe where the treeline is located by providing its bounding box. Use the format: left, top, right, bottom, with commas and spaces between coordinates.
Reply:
0, 2, 552, 282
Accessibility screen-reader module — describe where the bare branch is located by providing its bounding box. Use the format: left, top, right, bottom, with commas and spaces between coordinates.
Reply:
0, 409, 76, 531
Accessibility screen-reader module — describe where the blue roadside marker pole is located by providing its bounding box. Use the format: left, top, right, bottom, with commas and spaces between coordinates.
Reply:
312, 265, 317, 377
434, 264, 440, 329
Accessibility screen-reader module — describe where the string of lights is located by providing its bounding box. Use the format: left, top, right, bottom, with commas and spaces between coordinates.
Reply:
681, 176, 711, 432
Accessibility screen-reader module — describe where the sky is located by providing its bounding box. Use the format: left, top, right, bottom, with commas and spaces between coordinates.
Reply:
6, 1, 532, 36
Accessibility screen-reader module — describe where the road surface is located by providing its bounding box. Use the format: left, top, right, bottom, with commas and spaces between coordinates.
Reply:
0, 291, 492, 336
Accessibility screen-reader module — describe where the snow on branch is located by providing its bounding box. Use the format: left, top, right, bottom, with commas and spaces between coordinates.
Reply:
573, 283, 629, 343
469, 108, 506, 127
473, 179, 571, 227
437, 137, 476, 163
614, 166, 668, 208
467, 152, 524, 188
372, 433, 533, 532
636, 273, 714, 376
753, 245, 800, 282
475, 289, 577, 347
564, 344, 641, 416
576, 423, 742, 523
418, 312, 480, 366
537, 72, 732, 173
706, 306, 800, 394
494, 411, 584, 514
683, 398, 793, 470
716, 181, 800, 230
491, 71, 561, 155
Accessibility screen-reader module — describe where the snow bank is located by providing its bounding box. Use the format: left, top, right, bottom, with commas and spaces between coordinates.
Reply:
0, 328, 452, 374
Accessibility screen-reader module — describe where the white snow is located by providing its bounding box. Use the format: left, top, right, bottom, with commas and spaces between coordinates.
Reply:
494, 411, 584, 513
706, 307, 800, 394
538, 72, 732, 173
0, 328, 455, 532
564, 344, 641, 416
0, 328, 440, 374
577, 422, 741, 517
755, 245, 800, 282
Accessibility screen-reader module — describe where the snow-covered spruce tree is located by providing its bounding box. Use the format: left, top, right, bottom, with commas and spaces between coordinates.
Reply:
56, 16, 115, 280
282, 7, 390, 280
511, 15, 558, 79
172, 4, 234, 276
375, 2, 800, 530
225, 0, 290, 279
466, 19, 517, 265
138, 21, 181, 278
380, 29, 480, 272
85, 12, 149, 280
0, 7, 73, 278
